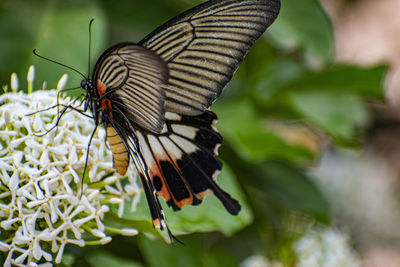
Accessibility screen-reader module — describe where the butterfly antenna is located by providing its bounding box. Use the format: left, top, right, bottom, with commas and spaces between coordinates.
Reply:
88, 18, 95, 77
33, 49, 86, 79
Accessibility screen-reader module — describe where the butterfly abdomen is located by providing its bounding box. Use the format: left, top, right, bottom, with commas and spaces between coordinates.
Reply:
106, 126, 129, 176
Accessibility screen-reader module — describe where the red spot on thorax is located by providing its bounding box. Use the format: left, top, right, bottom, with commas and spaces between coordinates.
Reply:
97, 80, 113, 120
97, 80, 107, 96
101, 98, 113, 120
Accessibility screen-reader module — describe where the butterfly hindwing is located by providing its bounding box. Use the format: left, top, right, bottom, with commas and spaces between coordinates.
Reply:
136, 110, 241, 215
139, 0, 281, 115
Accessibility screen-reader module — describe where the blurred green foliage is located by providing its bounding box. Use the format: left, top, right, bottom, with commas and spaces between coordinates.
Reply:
0, 0, 387, 266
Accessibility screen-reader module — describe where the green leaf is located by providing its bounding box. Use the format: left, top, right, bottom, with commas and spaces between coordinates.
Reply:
255, 65, 386, 137
281, 65, 386, 99
289, 91, 369, 138
268, 0, 333, 63
221, 149, 331, 222
139, 235, 204, 267
253, 162, 330, 221
87, 251, 144, 267
213, 99, 314, 163
253, 59, 307, 101
139, 235, 238, 267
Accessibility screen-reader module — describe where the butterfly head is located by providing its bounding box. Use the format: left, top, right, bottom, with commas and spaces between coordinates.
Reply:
81, 78, 93, 106
80, 78, 100, 122
80, 78, 93, 92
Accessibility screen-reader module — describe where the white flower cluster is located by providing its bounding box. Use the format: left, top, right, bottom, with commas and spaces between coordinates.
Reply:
240, 226, 361, 267
0, 67, 140, 266
294, 227, 361, 267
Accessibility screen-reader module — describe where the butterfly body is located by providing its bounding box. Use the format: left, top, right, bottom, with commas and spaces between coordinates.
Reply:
80, 0, 281, 231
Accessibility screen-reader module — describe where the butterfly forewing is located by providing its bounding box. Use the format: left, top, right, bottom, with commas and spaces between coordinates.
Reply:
94, 44, 169, 133
139, 0, 281, 115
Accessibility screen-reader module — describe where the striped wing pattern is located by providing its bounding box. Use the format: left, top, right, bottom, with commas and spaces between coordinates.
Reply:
95, 44, 169, 133
135, 111, 240, 214
139, 0, 281, 115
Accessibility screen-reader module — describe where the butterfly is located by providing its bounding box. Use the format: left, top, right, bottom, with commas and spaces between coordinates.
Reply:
79, 0, 281, 234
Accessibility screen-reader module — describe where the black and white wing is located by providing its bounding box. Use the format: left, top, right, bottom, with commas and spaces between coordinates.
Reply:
139, 0, 281, 115
135, 111, 241, 214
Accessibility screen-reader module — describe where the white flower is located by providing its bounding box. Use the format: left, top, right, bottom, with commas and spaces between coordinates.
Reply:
10, 73, 18, 92
240, 226, 362, 267
56, 74, 68, 91
121, 228, 139, 236
294, 227, 361, 267
0, 66, 141, 266
240, 254, 270, 267
27, 66, 35, 83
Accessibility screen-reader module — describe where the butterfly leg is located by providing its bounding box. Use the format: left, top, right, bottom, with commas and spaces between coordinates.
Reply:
78, 124, 98, 197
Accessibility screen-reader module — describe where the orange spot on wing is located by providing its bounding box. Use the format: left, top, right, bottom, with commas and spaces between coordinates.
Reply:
149, 155, 194, 210
97, 80, 107, 96
195, 189, 212, 201
153, 218, 161, 229
175, 197, 193, 208
149, 163, 171, 202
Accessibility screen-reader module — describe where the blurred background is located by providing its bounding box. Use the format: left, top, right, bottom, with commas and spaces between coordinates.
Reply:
0, 0, 398, 266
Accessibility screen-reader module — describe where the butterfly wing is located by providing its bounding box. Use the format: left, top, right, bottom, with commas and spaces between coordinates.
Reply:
135, 110, 240, 214
139, 0, 281, 115
93, 43, 169, 134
